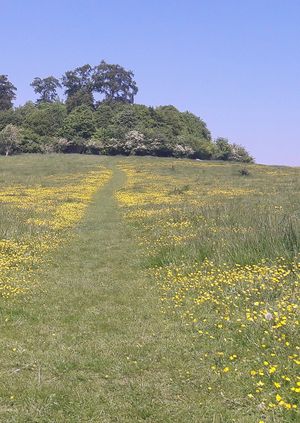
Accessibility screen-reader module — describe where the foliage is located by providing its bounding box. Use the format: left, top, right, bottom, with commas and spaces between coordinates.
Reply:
61, 105, 96, 140
31, 76, 62, 103
85, 138, 103, 155
62, 64, 94, 111
0, 124, 21, 155
0, 63, 254, 161
93, 60, 138, 104
23, 102, 67, 136
19, 127, 44, 153
46, 137, 86, 154
213, 137, 232, 160
230, 143, 254, 163
0, 108, 16, 131
65, 89, 94, 112
0, 75, 17, 110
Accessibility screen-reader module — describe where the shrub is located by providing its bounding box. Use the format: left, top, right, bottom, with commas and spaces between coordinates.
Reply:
0, 124, 22, 155
23, 102, 67, 136
92, 137, 124, 155
19, 127, 44, 153
44, 137, 86, 154
0, 109, 16, 131
213, 138, 232, 160
86, 139, 103, 155
124, 130, 148, 155
238, 167, 251, 176
62, 105, 96, 140
229, 143, 254, 163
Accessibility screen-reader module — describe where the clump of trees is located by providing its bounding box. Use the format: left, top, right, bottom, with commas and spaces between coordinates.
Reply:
0, 61, 254, 162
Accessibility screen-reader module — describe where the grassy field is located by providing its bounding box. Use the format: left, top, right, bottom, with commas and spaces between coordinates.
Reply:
0, 154, 299, 422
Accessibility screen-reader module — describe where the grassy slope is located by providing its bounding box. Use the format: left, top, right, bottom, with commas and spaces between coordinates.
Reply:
0, 155, 299, 422
0, 157, 209, 422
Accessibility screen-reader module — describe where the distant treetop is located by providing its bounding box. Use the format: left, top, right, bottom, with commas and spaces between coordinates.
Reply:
31, 76, 62, 103
0, 75, 17, 111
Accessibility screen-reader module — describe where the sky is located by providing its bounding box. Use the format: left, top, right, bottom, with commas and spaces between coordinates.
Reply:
1, 0, 299, 165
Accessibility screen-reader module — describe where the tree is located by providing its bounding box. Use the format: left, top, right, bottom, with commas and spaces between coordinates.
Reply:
0, 75, 17, 110
93, 61, 138, 104
65, 89, 94, 112
113, 106, 139, 131
94, 102, 116, 128
181, 111, 211, 140
213, 137, 232, 160
23, 102, 67, 136
18, 127, 44, 153
30, 76, 61, 103
61, 105, 96, 139
61, 64, 94, 111
0, 108, 16, 131
229, 143, 254, 163
176, 135, 214, 159
0, 124, 21, 155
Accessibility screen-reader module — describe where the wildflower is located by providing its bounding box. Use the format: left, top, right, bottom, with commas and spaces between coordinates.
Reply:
273, 382, 281, 388
265, 312, 273, 320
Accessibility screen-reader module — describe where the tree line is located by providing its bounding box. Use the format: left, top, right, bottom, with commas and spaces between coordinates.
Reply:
0, 61, 253, 162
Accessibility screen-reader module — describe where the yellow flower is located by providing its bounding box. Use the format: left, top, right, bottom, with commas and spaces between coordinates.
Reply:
273, 382, 281, 389
257, 381, 264, 387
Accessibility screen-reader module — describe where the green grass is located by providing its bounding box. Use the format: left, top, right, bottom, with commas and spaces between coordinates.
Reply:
0, 155, 299, 422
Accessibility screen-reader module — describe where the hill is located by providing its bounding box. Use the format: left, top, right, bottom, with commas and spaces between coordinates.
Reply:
0, 155, 299, 422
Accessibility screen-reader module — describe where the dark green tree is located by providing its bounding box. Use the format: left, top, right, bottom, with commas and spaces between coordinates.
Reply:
65, 89, 94, 112
113, 106, 139, 131
0, 75, 17, 110
94, 102, 116, 128
30, 76, 61, 103
23, 102, 67, 136
213, 138, 232, 160
180, 111, 211, 140
93, 61, 138, 104
155, 106, 185, 136
0, 109, 16, 131
61, 105, 96, 139
61, 64, 94, 111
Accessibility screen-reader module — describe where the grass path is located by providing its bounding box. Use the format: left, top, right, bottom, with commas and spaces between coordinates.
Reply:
0, 163, 213, 422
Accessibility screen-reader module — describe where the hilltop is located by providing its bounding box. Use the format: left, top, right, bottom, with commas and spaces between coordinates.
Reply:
0, 63, 253, 161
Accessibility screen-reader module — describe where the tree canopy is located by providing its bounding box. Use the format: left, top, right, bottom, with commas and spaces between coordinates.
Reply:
0, 75, 17, 111
93, 61, 138, 104
31, 76, 62, 103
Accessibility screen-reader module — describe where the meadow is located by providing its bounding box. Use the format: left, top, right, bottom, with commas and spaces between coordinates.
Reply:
0, 154, 299, 422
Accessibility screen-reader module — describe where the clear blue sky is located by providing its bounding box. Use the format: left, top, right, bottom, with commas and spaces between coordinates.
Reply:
1, 0, 299, 165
